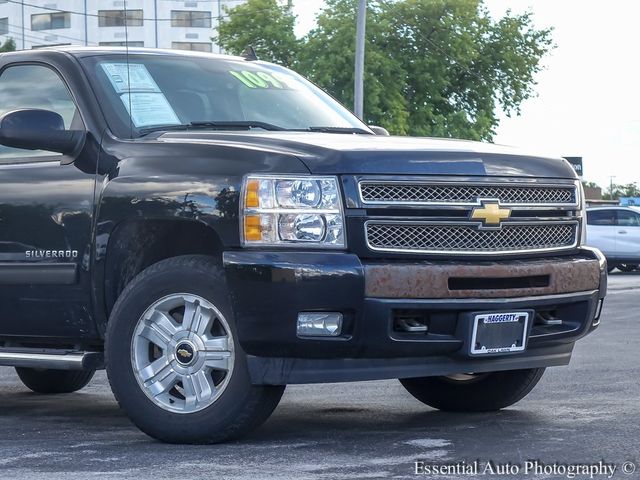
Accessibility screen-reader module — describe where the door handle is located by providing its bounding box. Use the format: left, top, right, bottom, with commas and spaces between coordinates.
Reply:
618, 230, 628, 234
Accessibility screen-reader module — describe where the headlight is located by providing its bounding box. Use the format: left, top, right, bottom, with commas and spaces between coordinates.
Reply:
241, 175, 346, 248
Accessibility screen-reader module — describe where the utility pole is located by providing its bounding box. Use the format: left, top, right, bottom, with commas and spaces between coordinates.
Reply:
354, 0, 366, 118
218, 0, 222, 53
83, 0, 88, 46
609, 176, 616, 200
21, 0, 25, 50
154, 0, 159, 48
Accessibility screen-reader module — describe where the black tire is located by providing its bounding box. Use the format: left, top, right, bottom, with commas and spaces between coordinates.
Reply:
15, 367, 95, 394
400, 368, 545, 412
618, 264, 638, 272
607, 265, 616, 273
106, 255, 285, 444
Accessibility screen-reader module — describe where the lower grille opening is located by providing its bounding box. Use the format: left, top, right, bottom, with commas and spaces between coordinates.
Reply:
393, 310, 429, 333
448, 275, 550, 291
392, 309, 457, 335
534, 309, 563, 326
529, 306, 581, 338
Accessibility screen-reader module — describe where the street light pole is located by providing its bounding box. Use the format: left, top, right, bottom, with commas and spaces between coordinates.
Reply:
354, 0, 366, 119
609, 176, 616, 200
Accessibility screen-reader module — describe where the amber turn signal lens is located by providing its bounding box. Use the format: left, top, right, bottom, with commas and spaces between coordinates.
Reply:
244, 215, 262, 241
245, 179, 260, 208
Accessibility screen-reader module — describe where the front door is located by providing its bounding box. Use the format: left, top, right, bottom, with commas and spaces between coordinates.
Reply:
615, 209, 640, 260
0, 63, 97, 340
586, 209, 617, 258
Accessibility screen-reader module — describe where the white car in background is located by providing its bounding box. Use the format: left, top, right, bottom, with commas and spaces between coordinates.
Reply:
586, 206, 640, 272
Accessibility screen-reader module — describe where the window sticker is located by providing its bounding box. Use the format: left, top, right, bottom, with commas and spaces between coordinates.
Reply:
101, 63, 162, 93
120, 92, 181, 128
229, 70, 296, 90
100, 62, 181, 127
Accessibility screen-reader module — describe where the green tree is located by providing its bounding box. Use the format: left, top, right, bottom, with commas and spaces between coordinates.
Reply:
385, 0, 553, 139
0, 38, 16, 53
215, 0, 300, 67
603, 182, 640, 200
619, 182, 640, 198
300, 0, 409, 133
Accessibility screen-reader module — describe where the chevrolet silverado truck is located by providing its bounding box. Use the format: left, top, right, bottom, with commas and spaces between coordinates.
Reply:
0, 47, 607, 444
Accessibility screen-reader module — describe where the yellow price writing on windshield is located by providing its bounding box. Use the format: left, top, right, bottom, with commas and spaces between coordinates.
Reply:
229, 70, 290, 89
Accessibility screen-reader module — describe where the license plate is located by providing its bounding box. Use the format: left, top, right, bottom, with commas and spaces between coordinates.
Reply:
470, 311, 529, 355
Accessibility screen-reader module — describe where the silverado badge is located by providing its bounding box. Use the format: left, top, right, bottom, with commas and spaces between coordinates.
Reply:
470, 200, 512, 227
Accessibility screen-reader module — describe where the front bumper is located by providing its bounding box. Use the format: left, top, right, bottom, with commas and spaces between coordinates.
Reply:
223, 247, 607, 385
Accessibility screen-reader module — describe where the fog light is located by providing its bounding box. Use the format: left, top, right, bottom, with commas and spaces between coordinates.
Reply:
297, 312, 343, 337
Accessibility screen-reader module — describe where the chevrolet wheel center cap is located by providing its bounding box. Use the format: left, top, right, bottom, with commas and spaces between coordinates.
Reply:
175, 342, 196, 366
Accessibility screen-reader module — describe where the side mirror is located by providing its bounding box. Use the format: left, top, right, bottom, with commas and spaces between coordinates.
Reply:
369, 125, 390, 136
0, 109, 84, 155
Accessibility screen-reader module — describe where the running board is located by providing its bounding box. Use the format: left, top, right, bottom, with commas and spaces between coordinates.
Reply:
0, 349, 104, 370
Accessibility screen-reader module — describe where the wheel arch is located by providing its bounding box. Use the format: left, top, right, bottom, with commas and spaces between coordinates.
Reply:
102, 218, 225, 318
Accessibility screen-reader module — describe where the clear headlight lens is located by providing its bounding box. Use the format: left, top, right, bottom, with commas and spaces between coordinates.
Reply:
241, 175, 345, 248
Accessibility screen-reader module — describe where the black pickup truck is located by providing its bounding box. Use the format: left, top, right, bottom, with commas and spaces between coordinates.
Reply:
0, 47, 606, 444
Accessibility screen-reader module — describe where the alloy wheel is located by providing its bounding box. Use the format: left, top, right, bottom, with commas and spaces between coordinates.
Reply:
131, 293, 234, 414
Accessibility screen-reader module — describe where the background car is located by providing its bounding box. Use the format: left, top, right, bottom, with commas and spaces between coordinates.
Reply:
586, 206, 640, 272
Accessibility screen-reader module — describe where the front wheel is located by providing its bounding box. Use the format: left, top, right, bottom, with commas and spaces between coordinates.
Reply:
16, 368, 95, 394
400, 368, 545, 412
106, 255, 285, 444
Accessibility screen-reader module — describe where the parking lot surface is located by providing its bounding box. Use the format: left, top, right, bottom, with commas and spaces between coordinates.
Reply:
0, 273, 638, 480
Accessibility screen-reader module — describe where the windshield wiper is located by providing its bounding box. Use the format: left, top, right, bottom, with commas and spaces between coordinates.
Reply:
139, 122, 371, 136
189, 121, 285, 131
306, 126, 373, 135
139, 120, 286, 135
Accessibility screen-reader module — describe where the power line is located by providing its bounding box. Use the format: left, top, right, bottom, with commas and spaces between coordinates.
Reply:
1, 22, 98, 45
4, 0, 283, 22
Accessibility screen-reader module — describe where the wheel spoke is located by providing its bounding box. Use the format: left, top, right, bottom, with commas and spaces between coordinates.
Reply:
138, 356, 170, 383
183, 370, 216, 408
204, 351, 231, 371
183, 300, 212, 336
203, 336, 229, 352
150, 310, 179, 337
140, 322, 172, 350
145, 365, 179, 397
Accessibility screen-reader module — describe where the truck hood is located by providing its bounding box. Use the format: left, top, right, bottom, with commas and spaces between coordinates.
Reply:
159, 131, 577, 179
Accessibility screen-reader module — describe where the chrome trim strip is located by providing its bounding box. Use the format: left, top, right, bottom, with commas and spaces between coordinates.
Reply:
358, 180, 580, 209
364, 219, 579, 256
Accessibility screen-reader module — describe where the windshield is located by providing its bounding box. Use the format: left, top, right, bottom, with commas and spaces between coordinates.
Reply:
80, 53, 368, 137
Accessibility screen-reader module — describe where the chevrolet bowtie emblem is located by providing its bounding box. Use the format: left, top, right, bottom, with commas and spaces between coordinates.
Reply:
177, 348, 192, 359
470, 201, 511, 227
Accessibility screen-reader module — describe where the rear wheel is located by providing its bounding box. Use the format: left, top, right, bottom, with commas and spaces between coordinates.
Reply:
400, 368, 545, 412
618, 264, 638, 272
15, 368, 94, 394
106, 255, 285, 444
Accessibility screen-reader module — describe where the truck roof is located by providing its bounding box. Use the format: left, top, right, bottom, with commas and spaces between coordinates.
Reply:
0, 46, 249, 63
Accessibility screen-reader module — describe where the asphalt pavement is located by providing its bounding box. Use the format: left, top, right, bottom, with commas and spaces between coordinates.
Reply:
0, 272, 638, 480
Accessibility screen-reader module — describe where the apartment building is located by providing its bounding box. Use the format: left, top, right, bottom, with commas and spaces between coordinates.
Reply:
0, 1, 244, 52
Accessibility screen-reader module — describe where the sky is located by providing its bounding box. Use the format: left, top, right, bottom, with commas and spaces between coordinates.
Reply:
292, 0, 640, 189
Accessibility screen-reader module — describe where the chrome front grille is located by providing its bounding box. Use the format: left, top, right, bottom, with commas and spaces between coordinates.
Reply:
365, 222, 578, 255
359, 182, 577, 206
